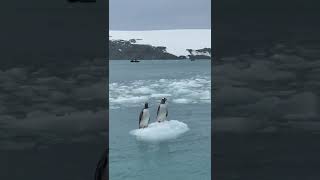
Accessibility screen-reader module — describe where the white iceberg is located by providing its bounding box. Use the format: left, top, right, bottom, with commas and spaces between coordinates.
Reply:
129, 120, 189, 142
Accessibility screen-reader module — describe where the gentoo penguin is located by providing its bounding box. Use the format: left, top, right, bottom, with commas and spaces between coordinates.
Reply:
139, 102, 150, 128
156, 98, 168, 122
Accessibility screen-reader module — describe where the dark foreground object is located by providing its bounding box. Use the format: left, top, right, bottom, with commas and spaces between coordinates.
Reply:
95, 149, 108, 180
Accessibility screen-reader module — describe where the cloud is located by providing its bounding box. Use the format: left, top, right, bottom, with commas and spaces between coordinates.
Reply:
109, 0, 211, 30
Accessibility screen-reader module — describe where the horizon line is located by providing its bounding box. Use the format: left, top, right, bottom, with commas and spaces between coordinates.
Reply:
109, 28, 212, 31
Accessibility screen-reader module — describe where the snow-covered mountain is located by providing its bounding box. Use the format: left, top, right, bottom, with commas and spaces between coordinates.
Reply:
109, 29, 211, 57
187, 48, 211, 59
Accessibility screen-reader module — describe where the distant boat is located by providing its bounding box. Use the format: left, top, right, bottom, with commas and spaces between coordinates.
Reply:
130, 59, 140, 63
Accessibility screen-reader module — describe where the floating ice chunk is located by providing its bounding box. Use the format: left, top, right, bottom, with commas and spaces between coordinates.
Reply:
129, 120, 189, 142
173, 98, 192, 104
150, 93, 172, 98
132, 87, 155, 94
111, 96, 148, 104
109, 76, 211, 107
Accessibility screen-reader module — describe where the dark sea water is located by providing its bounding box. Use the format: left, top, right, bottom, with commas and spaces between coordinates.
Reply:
109, 60, 211, 180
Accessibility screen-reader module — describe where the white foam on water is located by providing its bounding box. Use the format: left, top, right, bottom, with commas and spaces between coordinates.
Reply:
110, 76, 210, 107
150, 93, 172, 98
132, 87, 155, 94
110, 95, 149, 104
129, 120, 189, 142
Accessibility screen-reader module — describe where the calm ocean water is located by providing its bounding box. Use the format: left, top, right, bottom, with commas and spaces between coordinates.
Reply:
109, 60, 211, 180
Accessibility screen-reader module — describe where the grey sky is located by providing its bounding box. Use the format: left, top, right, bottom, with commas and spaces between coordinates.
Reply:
110, 0, 211, 30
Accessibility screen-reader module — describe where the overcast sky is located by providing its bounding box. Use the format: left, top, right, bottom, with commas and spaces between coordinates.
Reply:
110, 0, 211, 30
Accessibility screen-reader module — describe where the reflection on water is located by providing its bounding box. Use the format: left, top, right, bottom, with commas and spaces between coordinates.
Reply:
136, 141, 173, 177
136, 141, 171, 166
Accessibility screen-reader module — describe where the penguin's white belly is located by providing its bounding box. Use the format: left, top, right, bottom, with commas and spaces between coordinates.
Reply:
140, 110, 150, 127
157, 105, 167, 122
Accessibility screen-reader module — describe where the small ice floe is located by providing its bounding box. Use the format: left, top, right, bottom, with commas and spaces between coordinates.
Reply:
129, 120, 189, 142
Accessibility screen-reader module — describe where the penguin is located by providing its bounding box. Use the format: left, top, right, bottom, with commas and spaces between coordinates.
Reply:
156, 98, 168, 122
139, 102, 150, 128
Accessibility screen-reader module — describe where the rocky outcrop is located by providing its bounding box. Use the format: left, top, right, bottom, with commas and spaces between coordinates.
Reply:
187, 48, 211, 59
109, 39, 183, 60
109, 39, 211, 60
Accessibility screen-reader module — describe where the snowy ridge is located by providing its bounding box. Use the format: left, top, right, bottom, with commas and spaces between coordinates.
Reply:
187, 48, 211, 57
109, 29, 211, 56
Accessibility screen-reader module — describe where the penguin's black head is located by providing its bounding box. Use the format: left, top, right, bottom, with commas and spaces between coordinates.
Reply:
161, 98, 167, 104
144, 102, 148, 108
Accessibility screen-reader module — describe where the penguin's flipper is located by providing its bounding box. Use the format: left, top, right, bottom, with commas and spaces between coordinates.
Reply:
139, 110, 143, 127
166, 109, 168, 117
156, 105, 160, 116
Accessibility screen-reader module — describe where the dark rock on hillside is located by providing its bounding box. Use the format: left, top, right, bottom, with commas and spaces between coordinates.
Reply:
109, 39, 211, 60
187, 48, 211, 59
109, 40, 182, 60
